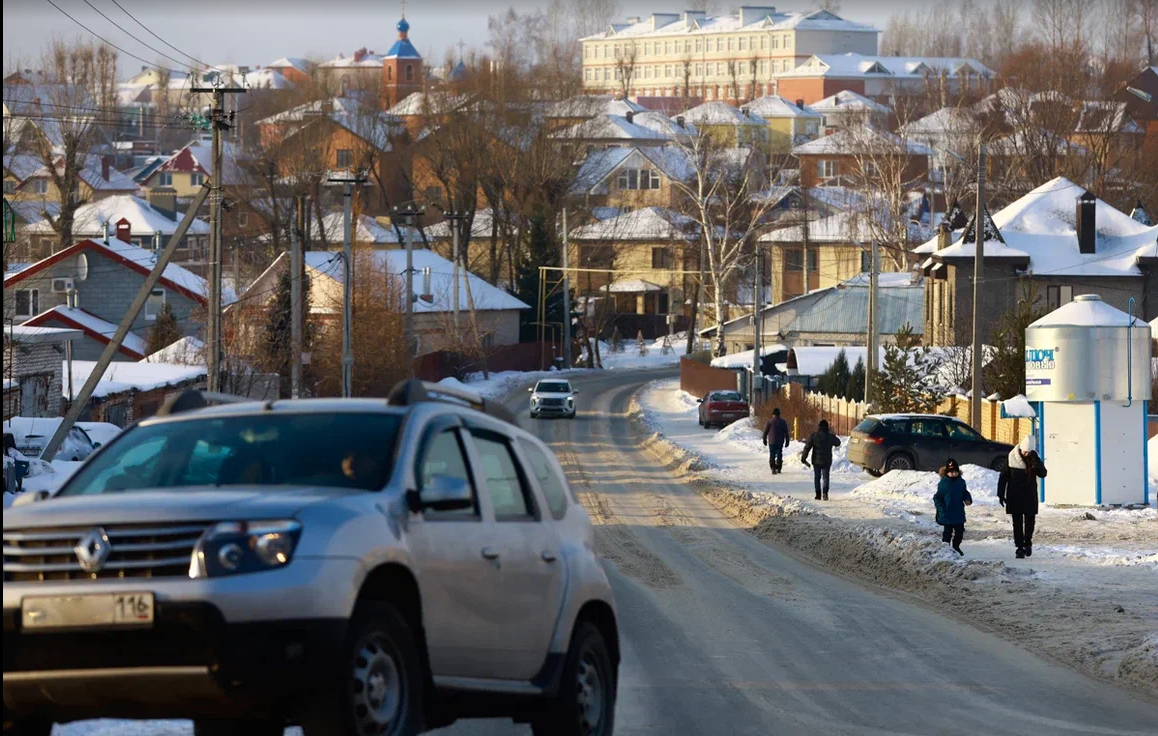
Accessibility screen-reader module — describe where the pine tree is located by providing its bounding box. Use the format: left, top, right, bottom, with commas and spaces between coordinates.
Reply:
145, 303, 181, 356
1131, 200, 1152, 227
513, 211, 562, 342
846, 357, 866, 402
259, 267, 312, 396
945, 199, 968, 230
872, 323, 943, 413
817, 349, 851, 397
961, 205, 1005, 245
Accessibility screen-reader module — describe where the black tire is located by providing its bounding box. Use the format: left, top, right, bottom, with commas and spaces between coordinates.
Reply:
2, 716, 51, 736
301, 601, 424, 736
531, 622, 617, 736
194, 720, 284, 736
697, 415, 703, 427
866, 468, 883, 478
885, 452, 915, 472
990, 456, 1007, 472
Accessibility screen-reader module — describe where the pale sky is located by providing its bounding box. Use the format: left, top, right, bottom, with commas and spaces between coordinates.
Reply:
3, 0, 937, 79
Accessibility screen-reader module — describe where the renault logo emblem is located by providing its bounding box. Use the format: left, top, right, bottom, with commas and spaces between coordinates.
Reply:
74, 528, 111, 572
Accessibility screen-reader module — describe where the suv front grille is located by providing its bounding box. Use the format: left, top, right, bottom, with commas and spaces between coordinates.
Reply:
3, 522, 209, 582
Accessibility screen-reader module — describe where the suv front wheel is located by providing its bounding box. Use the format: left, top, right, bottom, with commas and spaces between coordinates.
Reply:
532, 621, 616, 736
303, 601, 424, 736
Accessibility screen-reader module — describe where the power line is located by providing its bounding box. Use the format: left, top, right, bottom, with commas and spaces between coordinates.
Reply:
107, 0, 225, 75
80, 0, 200, 75
42, 0, 187, 76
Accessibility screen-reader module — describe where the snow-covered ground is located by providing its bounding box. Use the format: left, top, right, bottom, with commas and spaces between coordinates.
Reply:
635, 377, 1158, 696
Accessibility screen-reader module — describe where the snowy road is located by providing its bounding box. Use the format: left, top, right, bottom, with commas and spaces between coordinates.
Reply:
51, 368, 1157, 735
434, 368, 1157, 735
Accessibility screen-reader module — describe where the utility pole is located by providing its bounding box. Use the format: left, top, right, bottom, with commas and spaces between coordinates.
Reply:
866, 241, 880, 407
561, 207, 572, 369
752, 244, 763, 407
191, 83, 245, 393
330, 174, 367, 397
970, 144, 987, 429
393, 204, 424, 357
443, 210, 465, 341
290, 196, 303, 399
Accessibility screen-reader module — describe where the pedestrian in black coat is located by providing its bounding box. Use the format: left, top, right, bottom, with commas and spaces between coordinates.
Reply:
762, 408, 790, 475
801, 419, 841, 501
997, 435, 1048, 559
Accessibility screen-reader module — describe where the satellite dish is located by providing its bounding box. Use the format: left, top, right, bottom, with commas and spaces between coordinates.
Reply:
75, 253, 88, 282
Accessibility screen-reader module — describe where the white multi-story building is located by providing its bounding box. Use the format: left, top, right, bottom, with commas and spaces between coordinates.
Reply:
579, 7, 878, 103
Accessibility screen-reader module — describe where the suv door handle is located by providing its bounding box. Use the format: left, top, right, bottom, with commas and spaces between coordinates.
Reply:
541, 550, 557, 563
481, 547, 500, 560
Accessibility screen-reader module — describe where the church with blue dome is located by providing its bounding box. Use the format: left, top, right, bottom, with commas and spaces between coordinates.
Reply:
381, 13, 423, 107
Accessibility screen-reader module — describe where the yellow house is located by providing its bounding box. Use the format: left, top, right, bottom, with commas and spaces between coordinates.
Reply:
681, 101, 769, 146
138, 140, 249, 198
744, 95, 821, 150
11, 154, 137, 204
569, 146, 694, 212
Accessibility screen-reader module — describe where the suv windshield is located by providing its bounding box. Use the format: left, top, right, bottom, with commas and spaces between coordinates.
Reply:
58, 412, 402, 495
536, 382, 571, 393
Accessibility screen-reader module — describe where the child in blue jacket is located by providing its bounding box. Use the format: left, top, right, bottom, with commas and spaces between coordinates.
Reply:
933, 458, 972, 556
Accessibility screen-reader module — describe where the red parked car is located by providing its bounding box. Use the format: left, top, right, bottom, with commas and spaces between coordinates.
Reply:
697, 390, 749, 429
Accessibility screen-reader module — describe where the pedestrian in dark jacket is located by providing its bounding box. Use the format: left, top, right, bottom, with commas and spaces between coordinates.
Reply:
933, 458, 972, 556
762, 408, 790, 476
997, 435, 1047, 559
801, 419, 841, 500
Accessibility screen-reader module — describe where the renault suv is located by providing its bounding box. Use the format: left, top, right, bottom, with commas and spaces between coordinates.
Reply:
3, 382, 619, 736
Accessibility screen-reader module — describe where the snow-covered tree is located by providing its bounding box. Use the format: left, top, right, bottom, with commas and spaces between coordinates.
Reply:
872, 323, 944, 413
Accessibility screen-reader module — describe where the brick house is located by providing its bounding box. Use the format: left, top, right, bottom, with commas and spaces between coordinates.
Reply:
916, 177, 1158, 347
2, 325, 81, 419
774, 53, 993, 106
266, 57, 314, 87
4, 227, 208, 361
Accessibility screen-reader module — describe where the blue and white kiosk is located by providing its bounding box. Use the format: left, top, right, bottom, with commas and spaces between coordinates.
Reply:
1024, 294, 1151, 506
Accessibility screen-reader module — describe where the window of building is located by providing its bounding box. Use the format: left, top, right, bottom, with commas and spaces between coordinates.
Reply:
584, 46, 590, 59
31, 179, 48, 195
603, 69, 610, 81
665, 41, 671, 54
664, 64, 671, 78
862, 160, 878, 177
715, 38, 722, 51
614, 67, 622, 81
580, 245, 613, 268
158, 172, 172, 186
14, 288, 39, 318
782, 59, 791, 71
738, 38, 746, 51
772, 36, 780, 49
336, 149, 353, 168
405, 64, 414, 81
760, 60, 768, 74
818, 159, 839, 178
617, 168, 639, 190
684, 40, 691, 53
716, 62, 724, 75
145, 288, 165, 321
761, 36, 767, 50
727, 37, 734, 51
190, 172, 205, 187
695, 63, 702, 76
585, 69, 591, 81
387, 66, 393, 81
808, 249, 818, 272
861, 249, 872, 273
784, 34, 792, 47
643, 169, 661, 189
785, 248, 803, 271
3, 181, 14, 194
652, 246, 672, 269
695, 39, 702, 52
238, 212, 249, 228
1046, 285, 1073, 312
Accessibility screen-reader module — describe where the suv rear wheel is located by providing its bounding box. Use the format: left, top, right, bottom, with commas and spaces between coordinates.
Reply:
532, 621, 616, 736
990, 456, 1007, 472
885, 453, 915, 472
302, 601, 423, 736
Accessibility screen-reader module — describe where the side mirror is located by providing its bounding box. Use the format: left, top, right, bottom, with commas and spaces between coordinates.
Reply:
527, 387, 534, 393
696, 398, 703, 403
92, 442, 102, 449
407, 475, 474, 513
571, 389, 579, 394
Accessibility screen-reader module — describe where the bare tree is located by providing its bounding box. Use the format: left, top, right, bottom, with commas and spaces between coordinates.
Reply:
614, 40, 639, 98
726, 61, 742, 104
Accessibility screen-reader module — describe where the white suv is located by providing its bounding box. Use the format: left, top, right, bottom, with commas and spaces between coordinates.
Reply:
2, 382, 618, 736
528, 380, 577, 419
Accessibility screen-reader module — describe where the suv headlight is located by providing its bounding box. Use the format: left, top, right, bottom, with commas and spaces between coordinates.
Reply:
531, 395, 540, 404
189, 520, 302, 578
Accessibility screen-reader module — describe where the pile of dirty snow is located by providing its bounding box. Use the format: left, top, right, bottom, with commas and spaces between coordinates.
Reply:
851, 465, 1001, 506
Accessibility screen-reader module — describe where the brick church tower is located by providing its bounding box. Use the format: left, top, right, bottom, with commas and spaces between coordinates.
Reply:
381, 15, 423, 108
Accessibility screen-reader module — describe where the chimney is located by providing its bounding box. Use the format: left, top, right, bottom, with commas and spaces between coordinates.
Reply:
1076, 190, 1096, 254
676, 115, 686, 128
101, 155, 110, 182
115, 217, 132, 244
937, 222, 951, 251
141, 65, 147, 72
147, 187, 178, 221
353, 47, 367, 63
795, 98, 805, 109
625, 110, 634, 123
626, 16, 641, 23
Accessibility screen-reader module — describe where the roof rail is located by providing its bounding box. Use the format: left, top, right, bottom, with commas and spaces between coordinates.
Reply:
387, 379, 517, 426
155, 389, 249, 417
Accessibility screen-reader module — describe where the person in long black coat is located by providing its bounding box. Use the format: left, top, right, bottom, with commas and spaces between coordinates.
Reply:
997, 435, 1048, 559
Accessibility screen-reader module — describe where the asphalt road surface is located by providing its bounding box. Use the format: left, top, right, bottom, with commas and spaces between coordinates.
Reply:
435, 367, 1158, 736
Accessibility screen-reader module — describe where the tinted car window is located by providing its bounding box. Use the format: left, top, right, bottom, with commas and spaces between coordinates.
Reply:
537, 382, 571, 393
60, 413, 402, 495
883, 419, 910, 434
910, 419, 947, 438
420, 429, 478, 518
946, 422, 983, 441
520, 439, 569, 519
471, 431, 534, 519
854, 418, 881, 433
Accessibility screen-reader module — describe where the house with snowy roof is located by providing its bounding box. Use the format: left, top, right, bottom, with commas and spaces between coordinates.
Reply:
12, 154, 137, 206
266, 57, 314, 86
552, 112, 676, 149
579, 8, 878, 101
4, 224, 209, 362
743, 95, 821, 148
568, 146, 695, 212
239, 248, 528, 355
680, 102, 768, 146
792, 124, 935, 188
19, 194, 210, 271
809, 90, 890, 135
1113, 66, 1158, 133
544, 95, 650, 131
775, 53, 993, 106
915, 178, 1158, 346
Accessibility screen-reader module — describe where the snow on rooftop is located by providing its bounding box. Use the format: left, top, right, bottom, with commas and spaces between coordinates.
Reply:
1029, 294, 1147, 328
568, 206, 697, 241
268, 57, 312, 72
299, 249, 529, 313
810, 90, 890, 114
780, 53, 992, 80
682, 101, 766, 127
792, 124, 935, 156
600, 279, 663, 293
582, 9, 873, 41
555, 114, 670, 141
545, 95, 649, 119
20, 195, 209, 238
923, 178, 1158, 276
34, 306, 149, 356
745, 95, 821, 119
5, 324, 81, 342
710, 344, 790, 368
144, 336, 205, 365
68, 360, 206, 399
307, 213, 400, 244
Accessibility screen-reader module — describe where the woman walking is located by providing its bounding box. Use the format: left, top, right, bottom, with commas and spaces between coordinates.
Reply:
997, 435, 1048, 559
933, 458, 972, 556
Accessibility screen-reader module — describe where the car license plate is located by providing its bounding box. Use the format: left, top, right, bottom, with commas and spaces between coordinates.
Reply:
21, 592, 154, 630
